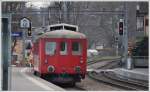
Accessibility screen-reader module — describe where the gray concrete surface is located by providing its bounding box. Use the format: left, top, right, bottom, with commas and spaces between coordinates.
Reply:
10, 67, 65, 91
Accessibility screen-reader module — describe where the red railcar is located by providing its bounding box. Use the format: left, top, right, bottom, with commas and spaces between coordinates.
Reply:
33, 28, 87, 84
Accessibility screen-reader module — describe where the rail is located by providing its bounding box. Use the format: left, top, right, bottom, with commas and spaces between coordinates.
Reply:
87, 56, 148, 90
87, 56, 121, 65
88, 71, 148, 90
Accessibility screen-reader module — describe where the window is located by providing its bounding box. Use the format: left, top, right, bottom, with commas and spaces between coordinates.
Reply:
50, 26, 63, 31
60, 42, 67, 55
45, 42, 56, 55
72, 42, 82, 55
64, 26, 77, 31
145, 18, 148, 26
137, 17, 144, 31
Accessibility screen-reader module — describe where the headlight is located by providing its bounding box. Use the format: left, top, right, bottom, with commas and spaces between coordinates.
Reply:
45, 59, 48, 64
80, 60, 83, 63
48, 65, 55, 72
75, 66, 81, 73
80, 57, 83, 63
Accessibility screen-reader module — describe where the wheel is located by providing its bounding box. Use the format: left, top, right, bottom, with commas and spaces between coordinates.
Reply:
33, 71, 37, 75
35, 71, 42, 77
70, 82, 75, 87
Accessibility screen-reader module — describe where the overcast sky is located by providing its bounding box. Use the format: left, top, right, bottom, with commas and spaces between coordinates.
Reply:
26, 1, 53, 8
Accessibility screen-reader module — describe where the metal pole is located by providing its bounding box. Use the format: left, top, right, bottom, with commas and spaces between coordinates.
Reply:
58, 2, 62, 23
123, 2, 128, 68
63, 2, 69, 23
23, 30, 25, 66
8, 13, 12, 91
48, 7, 51, 25
0, 14, 1, 91
116, 42, 118, 56
2, 16, 11, 91
22, 6, 26, 66
42, 8, 45, 26
0, 21, 1, 90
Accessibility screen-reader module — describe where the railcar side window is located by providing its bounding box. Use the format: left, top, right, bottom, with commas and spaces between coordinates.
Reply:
50, 26, 63, 31
72, 42, 82, 55
45, 42, 56, 55
60, 42, 67, 55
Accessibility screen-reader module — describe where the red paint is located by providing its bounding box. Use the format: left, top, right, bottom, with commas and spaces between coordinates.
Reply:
33, 35, 87, 79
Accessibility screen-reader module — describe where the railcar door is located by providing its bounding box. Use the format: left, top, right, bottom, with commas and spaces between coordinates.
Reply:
58, 39, 86, 73
58, 40, 70, 73
70, 39, 87, 73
44, 40, 58, 73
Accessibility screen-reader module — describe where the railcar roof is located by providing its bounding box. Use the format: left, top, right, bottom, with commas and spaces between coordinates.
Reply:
39, 30, 86, 39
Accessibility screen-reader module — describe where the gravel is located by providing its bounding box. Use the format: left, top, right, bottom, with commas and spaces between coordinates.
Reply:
75, 75, 123, 91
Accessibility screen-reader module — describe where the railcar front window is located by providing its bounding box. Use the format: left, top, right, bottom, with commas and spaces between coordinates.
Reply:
50, 26, 63, 31
60, 42, 67, 55
64, 26, 77, 31
45, 42, 56, 55
72, 42, 82, 55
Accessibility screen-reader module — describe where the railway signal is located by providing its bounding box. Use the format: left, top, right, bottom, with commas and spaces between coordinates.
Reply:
119, 19, 124, 35
27, 23, 32, 37
27, 28, 32, 37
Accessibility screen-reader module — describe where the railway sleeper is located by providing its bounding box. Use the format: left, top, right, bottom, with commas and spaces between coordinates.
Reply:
88, 71, 148, 90
102, 71, 148, 90
88, 71, 137, 90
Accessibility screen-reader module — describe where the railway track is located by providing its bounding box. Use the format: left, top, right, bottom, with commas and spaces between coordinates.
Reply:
88, 71, 148, 90
87, 56, 120, 65
61, 58, 122, 91
63, 85, 86, 91
73, 85, 86, 91
97, 60, 120, 69
87, 57, 121, 71
41, 56, 147, 91
88, 57, 148, 91
104, 71, 149, 89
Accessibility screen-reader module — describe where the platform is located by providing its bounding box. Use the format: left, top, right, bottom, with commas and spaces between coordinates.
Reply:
113, 68, 149, 81
10, 66, 65, 91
